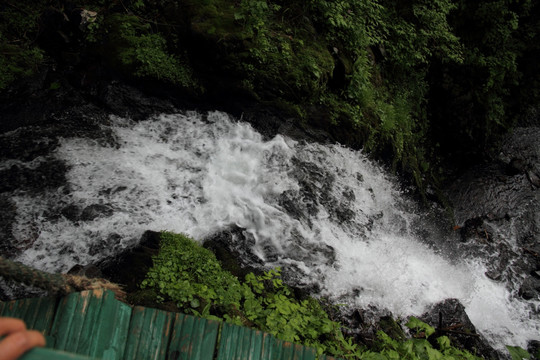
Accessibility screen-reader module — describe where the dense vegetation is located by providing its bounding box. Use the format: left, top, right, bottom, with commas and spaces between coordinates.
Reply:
1, 0, 538, 196
139, 232, 489, 359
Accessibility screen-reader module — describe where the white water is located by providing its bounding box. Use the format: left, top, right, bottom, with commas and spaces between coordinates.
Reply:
10, 111, 540, 349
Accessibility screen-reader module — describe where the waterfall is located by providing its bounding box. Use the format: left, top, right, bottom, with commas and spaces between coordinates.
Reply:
9, 111, 540, 349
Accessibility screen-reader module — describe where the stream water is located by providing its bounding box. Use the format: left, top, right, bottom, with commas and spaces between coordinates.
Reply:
7, 111, 540, 350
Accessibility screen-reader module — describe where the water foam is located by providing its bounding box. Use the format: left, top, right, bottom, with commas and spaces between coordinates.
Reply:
10, 111, 540, 349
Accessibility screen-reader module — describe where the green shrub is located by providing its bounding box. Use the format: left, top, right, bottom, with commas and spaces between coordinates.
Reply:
0, 1, 46, 89
141, 232, 242, 312
0, 41, 43, 89
101, 14, 199, 88
141, 232, 348, 357
141, 232, 485, 359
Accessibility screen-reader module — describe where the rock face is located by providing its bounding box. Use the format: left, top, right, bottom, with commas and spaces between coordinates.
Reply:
447, 127, 540, 303
0, 71, 182, 260
420, 299, 499, 359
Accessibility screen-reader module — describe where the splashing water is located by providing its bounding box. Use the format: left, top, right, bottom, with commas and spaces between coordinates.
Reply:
10, 111, 540, 349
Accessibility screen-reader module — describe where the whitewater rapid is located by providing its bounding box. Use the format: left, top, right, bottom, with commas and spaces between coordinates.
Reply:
10, 111, 540, 349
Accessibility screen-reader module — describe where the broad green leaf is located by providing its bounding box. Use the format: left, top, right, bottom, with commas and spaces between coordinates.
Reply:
506, 345, 531, 360
406, 316, 435, 337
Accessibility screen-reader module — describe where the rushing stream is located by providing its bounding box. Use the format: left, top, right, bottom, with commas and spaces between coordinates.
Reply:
6, 111, 540, 350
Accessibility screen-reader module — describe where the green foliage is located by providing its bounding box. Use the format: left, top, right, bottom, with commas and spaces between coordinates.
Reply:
0, 41, 43, 89
231, 0, 334, 101
506, 345, 531, 360
406, 316, 436, 338
0, 1, 47, 89
429, 0, 539, 163
103, 14, 198, 88
142, 232, 485, 360
141, 232, 242, 312
141, 232, 351, 357
1, 0, 538, 197
365, 331, 481, 360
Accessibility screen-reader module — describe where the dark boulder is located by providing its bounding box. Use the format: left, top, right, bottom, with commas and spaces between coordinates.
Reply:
420, 299, 499, 359
80, 204, 114, 221
202, 225, 264, 280
96, 230, 161, 293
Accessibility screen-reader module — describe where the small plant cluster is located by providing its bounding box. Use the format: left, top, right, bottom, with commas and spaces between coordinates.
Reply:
0, 0, 46, 89
101, 14, 198, 89
141, 232, 494, 359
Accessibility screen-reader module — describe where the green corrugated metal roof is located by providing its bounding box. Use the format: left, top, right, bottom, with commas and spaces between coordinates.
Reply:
1, 290, 338, 360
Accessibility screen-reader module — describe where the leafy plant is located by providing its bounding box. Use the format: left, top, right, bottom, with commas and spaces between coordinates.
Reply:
142, 232, 487, 359
141, 232, 354, 357
102, 14, 199, 88
141, 232, 243, 313
506, 345, 531, 360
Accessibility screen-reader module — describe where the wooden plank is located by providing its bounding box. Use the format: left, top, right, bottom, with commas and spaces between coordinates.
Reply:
217, 323, 318, 360
49, 291, 82, 350
74, 288, 106, 354
168, 312, 220, 360
49, 290, 132, 360
218, 323, 285, 360
26, 297, 58, 334
280, 341, 295, 360
216, 322, 236, 360
1, 298, 28, 319
88, 290, 132, 360
270, 337, 284, 360
20, 347, 96, 360
260, 333, 277, 360
292, 343, 317, 360
246, 329, 264, 359
0, 296, 57, 337
123, 306, 174, 360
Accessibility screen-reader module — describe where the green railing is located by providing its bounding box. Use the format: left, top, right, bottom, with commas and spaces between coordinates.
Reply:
0, 290, 340, 360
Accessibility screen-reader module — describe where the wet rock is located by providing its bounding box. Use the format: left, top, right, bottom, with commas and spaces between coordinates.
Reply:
88, 233, 122, 257
278, 189, 317, 223
0, 279, 47, 302
60, 205, 81, 221
0, 196, 17, 258
420, 299, 499, 359
529, 171, 540, 188
96, 230, 161, 293
203, 225, 264, 279
67, 264, 102, 279
498, 127, 540, 187
281, 158, 361, 228
0, 160, 68, 193
528, 340, 540, 359
447, 126, 540, 303
333, 305, 397, 347
519, 277, 540, 300
80, 204, 114, 221
459, 217, 491, 243
97, 82, 175, 121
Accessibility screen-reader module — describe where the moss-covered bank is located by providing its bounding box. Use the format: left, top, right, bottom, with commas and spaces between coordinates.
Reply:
1, 0, 539, 199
